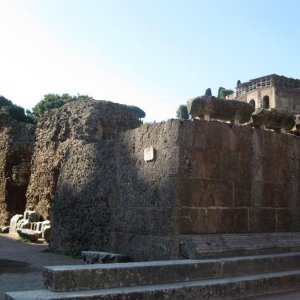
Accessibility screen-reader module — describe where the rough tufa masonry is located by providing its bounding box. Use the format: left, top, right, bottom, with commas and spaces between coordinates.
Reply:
25, 100, 140, 220
0, 111, 35, 226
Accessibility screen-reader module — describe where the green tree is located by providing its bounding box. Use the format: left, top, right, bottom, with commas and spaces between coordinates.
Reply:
176, 104, 189, 120
220, 88, 234, 99
127, 105, 146, 120
205, 88, 212, 96
25, 109, 38, 124
237, 80, 241, 86
218, 87, 225, 98
32, 93, 90, 119
0, 96, 13, 108
217, 87, 234, 99
0, 95, 34, 123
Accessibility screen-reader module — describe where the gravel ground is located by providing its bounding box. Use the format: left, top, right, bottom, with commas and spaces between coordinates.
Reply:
0, 233, 84, 300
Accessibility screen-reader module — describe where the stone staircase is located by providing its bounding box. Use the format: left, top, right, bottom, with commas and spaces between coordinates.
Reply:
179, 233, 300, 259
5, 251, 300, 299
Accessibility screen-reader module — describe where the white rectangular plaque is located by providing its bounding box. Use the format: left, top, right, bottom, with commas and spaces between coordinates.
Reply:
144, 146, 154, 161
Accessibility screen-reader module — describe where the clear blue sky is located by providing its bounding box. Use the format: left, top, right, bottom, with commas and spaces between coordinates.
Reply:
0, 0, 299, 121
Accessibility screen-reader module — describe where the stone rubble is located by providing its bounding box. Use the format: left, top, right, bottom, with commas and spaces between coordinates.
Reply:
187, 96, 255, 124
8, 210, 51, 243
0, 111, 35, 227
187, 96, 299, 134
81, 251, 133, 264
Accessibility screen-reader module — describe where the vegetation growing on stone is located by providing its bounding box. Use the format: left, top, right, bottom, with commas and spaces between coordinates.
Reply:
32, 93, 91, 120
217, 87, 234, 99
205, 88, 212, 96
176, 104, 189, 120
0, 96, 35, 124
127, 105, 146, 121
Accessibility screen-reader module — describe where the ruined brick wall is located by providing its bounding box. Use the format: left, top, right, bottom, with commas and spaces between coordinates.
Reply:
0, 112, 35, 226
26, 100, 140, 220
177, 120, 300, 234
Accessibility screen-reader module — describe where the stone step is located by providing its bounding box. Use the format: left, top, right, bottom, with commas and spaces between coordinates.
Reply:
43, 252, 300, 292
180, 233, 300, 259
5, 269, 300, 300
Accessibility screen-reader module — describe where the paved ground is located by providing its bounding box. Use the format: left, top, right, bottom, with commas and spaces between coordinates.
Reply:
0, 233, 84, 300
1, 233, 300, 299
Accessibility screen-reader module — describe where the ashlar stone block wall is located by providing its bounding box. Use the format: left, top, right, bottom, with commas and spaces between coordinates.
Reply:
177, 120, 300, 234
111, 120, 182, 260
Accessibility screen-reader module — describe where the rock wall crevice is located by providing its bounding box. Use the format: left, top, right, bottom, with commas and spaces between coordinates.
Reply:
0, 112, 35, 226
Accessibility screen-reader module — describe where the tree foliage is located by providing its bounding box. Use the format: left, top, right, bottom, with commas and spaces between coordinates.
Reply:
32, 93, 90, 119
176, 104, 189, 120
0, 95, 35, 123
237, 80, 241, 86
205, 88, 212, 96
217, 87, 234, 99
127, 105, 146, 120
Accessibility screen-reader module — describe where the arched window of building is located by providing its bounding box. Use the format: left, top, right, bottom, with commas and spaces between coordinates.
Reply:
249, 99, 255, 108
263, 96, 270, 109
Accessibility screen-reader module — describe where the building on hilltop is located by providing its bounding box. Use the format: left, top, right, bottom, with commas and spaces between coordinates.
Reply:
227, 74, 300, 113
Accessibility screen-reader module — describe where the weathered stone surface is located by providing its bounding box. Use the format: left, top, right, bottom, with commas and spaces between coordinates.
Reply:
6, 269, 300, 300
50, 121, 181, 260
0, 225, 9, 233
176, 120, 300, 236
180, 233, 300, 258
9, 214, 23, 234
26, 100, 140, 220
43, 226, 51, 242
50, 141, 116, 255
187, 96, 255, 123
19, 219, 32, 230
81, 251, 132, 264
0, 112, 35, 226
251, 108, 295, 130
49, 117, 299, 260
43, 252, 300, 292
17, 229, 41, 242
27, 211, 40, 222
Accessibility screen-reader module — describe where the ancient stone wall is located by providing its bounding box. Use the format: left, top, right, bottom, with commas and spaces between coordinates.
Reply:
0, 112, 35, 226
50, 120, 183, 260
50, 118, 300, 260
26, 100, 140, 220
177, 120, 300, 234
50, 141, 116, 254
111, 120, 182, 260
276, 88, 300, 112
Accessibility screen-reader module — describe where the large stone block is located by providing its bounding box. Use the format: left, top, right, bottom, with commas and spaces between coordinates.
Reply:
249, 209, 276, 232
9, 214, 23, 234
206, 208, 248, 233
251, 108, 295, 130
187, 96, 254, 123
234, 181, 252, 207
178, 208, 206, 234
